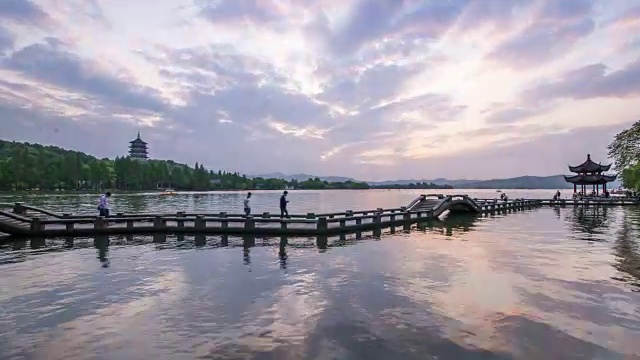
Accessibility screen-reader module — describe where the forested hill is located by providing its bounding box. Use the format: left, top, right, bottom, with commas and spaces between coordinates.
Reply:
0, 139, 370, 191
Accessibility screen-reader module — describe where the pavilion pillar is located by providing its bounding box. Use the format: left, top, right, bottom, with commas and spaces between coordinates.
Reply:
573, 184, 576, 193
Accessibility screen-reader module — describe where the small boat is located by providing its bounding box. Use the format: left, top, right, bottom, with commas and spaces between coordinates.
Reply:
160, 188, 177, 195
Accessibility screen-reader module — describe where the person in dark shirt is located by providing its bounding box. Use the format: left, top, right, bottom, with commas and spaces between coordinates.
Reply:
280, 191, 289, 218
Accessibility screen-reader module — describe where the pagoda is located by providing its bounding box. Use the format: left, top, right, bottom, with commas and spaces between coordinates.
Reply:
564, 154, 616, 195
128, 131, 149, 160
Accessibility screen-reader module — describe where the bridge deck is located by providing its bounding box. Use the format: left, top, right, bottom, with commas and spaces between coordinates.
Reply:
3, 194, 633, 238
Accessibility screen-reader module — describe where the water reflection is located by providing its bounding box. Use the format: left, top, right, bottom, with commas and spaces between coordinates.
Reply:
1, 207, 640, 359
419, 213, 479, 237
567, 206, 611, 239
94, 236, 110, 268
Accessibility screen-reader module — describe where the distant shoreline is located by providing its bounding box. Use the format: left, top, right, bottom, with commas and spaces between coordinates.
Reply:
0, 188, 564, 196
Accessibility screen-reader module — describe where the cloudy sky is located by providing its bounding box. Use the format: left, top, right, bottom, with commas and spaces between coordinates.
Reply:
1, 0, 639, 181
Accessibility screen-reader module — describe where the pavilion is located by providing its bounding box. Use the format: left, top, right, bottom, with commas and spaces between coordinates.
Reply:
564, 154, 617, 195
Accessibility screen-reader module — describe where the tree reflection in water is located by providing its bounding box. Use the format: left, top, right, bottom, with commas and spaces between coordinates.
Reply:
613, 213, 640, 289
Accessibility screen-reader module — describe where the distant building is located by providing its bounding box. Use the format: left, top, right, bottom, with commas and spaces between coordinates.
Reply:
129, 131, 149, 160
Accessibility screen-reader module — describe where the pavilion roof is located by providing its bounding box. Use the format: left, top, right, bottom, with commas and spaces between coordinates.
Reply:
568, 154, 612, 173
564, 174, 617, 185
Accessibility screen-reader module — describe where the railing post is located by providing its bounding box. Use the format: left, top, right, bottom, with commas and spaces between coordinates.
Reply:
219, 212, 228, 229
355, 218, 362, 225
317, 217, 328, 233
244, 216, 255, 232
94, 217, 106, 231
195, 215, 205, 231
339, 219, 346, 227
177, 211, 185, 228
373, 212, 381, 225
30, 217, 43, 232
63, 213, 74, 231
154, 216, 166, 230
127, 219, 134, 229
13, 202, 25, 215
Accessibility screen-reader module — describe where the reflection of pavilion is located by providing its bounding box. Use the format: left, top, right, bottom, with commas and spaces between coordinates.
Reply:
567, 206, 610, 236
564, 154, 616, 195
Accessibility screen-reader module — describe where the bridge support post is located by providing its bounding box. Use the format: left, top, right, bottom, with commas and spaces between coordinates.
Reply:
317, 217, 328, 233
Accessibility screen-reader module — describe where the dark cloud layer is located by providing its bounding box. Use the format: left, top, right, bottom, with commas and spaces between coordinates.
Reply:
0, 0, 48, 24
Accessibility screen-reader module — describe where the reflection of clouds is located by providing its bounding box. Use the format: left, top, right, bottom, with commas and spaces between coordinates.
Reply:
34, 270, 187, 358
0, 247, 96, 301
447, 208, 640, 354
1, 203, 640, 358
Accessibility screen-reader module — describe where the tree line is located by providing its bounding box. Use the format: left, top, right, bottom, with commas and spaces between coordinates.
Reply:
608, 120, 640, 191
0, 139, 448, 192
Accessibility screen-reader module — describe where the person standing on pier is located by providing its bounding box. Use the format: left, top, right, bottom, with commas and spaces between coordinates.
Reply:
244, 192, 252, 216
97, 192, 111, 217
280, 191, 289, 218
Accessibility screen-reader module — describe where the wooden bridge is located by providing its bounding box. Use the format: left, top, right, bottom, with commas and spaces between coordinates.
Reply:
0, 195, 542, 238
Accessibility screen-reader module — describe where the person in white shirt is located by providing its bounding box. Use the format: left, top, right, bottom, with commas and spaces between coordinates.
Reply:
243, 192, 252, 216
98, 192, 111, 217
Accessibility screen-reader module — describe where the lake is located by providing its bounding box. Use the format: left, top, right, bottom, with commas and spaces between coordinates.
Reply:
0, 189, 639, 359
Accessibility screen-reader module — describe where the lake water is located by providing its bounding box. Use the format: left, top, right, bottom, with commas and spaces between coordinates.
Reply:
0, 189, 639, 359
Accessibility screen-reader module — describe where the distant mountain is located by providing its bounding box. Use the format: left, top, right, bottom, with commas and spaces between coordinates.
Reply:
253, 173, 621, 189
252, 173, 357, 183
370, 176, 576, 189
454, 175, 574, 189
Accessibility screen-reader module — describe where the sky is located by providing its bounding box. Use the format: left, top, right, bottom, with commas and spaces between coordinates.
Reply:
1, 0, 639, 181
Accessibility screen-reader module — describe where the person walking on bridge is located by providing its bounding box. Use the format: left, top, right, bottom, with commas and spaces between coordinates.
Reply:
280, 191, 289, 218
98, 192, 111, 217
